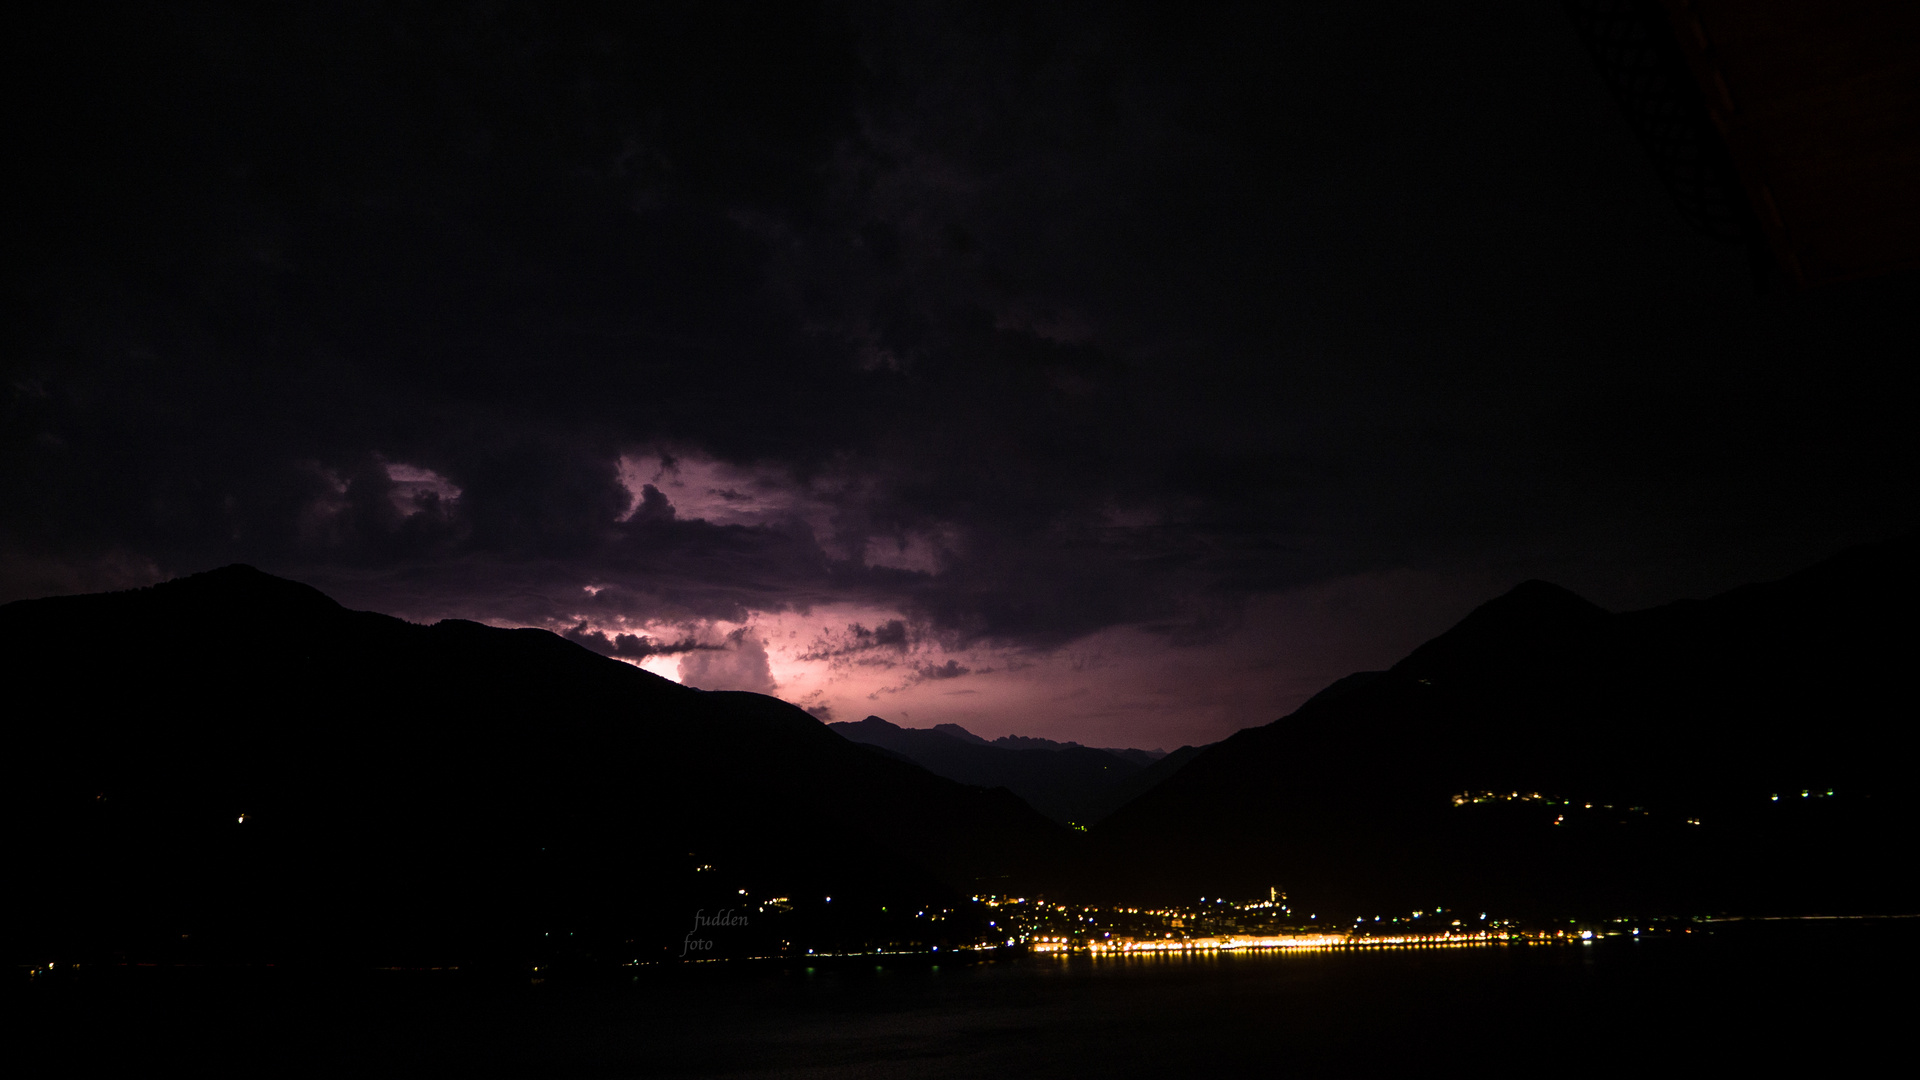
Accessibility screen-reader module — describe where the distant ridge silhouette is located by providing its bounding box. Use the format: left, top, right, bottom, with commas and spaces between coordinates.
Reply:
828, 715, 1184, 825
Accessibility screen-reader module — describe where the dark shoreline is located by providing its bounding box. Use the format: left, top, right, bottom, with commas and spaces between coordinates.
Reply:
14, 919, 1915, 1077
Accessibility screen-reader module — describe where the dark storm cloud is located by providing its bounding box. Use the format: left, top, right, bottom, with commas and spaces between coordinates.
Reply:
631, 485, 676, 523
915, 660, 972, 681
3, 0, 1915, 657
800, 619, 912, 663
561, 621, 714, 661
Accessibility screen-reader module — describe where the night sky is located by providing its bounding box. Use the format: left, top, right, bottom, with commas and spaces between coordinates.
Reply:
5, 2, 1914, 747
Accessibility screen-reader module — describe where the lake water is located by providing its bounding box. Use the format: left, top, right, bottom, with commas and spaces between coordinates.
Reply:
19, 922, 1912, 1077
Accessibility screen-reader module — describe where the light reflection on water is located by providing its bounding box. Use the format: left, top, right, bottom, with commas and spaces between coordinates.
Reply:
18, 922, 1914, 1077
533, 923, 1915, 1078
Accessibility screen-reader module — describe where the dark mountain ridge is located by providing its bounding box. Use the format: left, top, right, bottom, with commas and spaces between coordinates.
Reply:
2, 566, 1067, 966
930, 721, 1166, 764
828, 715, 1183, 825
1088, 535, 1920, 918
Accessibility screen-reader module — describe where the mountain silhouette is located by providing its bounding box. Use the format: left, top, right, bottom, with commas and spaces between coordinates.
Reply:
1088, 535, 1920, 918
828, 716, 1184, 825
928, 721, 1166, 766
12, 538, 1914, 966
2, 566, 1065, 967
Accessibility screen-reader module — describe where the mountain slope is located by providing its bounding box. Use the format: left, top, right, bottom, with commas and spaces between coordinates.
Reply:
1, 566, 1066, 965
1075, 742, 1212, 825
1089, 535, 1920, 917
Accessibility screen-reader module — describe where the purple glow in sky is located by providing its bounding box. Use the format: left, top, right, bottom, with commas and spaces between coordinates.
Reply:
4, 3, 1913, 747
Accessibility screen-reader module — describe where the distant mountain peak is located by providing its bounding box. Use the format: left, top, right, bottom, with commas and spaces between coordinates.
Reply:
1489, 578, 1608, 615
193, 563, 281, 581
1384, 578, 1613, 684
164, 564, 341, 602
1470, 578, 1611, 631
932, 723, 991, 745
2, 562, 352, 621
833, 715, 905, 735
994, 734, 1084, 751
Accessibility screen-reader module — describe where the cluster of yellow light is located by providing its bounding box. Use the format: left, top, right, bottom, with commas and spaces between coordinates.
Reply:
1457, 792, 1673, 824
1034, 931, 1511, 955
1451, 790, 1554, 807
797, 947, 945, 958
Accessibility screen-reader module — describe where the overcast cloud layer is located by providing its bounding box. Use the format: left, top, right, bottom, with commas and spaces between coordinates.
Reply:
5, 2, 1914, 745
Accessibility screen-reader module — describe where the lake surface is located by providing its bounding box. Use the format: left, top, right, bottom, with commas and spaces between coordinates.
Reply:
18, 922, 1914, 1077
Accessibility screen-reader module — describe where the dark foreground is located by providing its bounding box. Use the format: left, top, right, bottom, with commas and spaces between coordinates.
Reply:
15, 921, 1914, 1078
